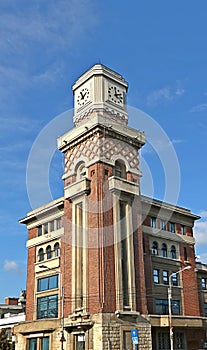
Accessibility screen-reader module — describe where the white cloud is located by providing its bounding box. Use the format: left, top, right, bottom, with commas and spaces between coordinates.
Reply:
3, 260, 20, 272
0, 0, 98, 100
194, 213, 207, 264
190, 103, 207, 113
198, 253, 207, 265
146, 82, 185, 106
194, 220, 207, 245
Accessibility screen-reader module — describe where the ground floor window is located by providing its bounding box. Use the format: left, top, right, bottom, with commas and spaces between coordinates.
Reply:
174, 332, 185, 349
158, 332, 170, 349
75, 334, 85, 350
27, 337, 49, 350
157, 331, 185, 350
28, 338, 37, 350
41, 337, 49, 350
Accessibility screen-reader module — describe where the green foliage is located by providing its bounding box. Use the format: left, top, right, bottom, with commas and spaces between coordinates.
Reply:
0, 329, 14, 350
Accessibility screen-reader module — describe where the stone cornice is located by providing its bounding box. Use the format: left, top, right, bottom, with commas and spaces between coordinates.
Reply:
57, 114, 145, 153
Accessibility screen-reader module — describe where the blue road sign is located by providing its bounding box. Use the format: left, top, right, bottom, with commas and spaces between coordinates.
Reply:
131, 329, 139, 345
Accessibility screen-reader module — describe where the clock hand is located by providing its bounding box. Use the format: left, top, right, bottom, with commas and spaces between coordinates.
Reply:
114, 92, 122, 98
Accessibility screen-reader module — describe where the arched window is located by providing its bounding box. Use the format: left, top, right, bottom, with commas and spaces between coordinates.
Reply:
170, 245, 176, 259
54, 242, 60, 257
38, 248, 44, 262
114, 160, 126, 179
152, 241, 158, 255
46, 245, 52, 259
76, 162, 86, 180
162, 243, 167, 257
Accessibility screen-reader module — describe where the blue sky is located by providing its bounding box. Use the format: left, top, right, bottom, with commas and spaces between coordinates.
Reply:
0, 0, 207, 302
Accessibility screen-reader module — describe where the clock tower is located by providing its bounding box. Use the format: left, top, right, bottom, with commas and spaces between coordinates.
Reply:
72, 64, 128, 126
57, 64, 151, 348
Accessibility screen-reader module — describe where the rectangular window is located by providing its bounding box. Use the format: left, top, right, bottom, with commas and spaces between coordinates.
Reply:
174, 332, 184, 349
158, 332, 170, 350
155, 299, 180, 315
75, 334, 85, 350
41, 337, 49, 350
37, 226, 42, 237
204, 303, 207, 316
28, 338, 37, 350
184, 247, 188, 261
153, 269, 159, 284
37, 275, 59, 292
171, 300, 180, 315
155, 299, 168, 315
169, 222, 175, 233
202, 277, 207, 290
56, 218, 62, 229
43, 223, 48, 234
150, 217, 156, 228
162, 270, 169, 285
160, 220, 166, 230
181, 225, 185, 235
37, 294, 58, 319
27, 337, 49, 350
172, 273, 178, 286
49, 220, 54, 232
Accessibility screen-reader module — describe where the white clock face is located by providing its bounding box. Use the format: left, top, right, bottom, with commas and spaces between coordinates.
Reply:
77, 87, 90, 107
108, 85, 124, 105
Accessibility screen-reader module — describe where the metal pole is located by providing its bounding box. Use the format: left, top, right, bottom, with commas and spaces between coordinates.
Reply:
168, 276, 173, 350
168, 266, 191, 350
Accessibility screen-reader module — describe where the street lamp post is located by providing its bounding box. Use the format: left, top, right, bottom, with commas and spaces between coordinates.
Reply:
168, 265, 191, 350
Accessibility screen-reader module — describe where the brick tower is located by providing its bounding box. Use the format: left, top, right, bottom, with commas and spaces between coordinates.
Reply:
15, 65, 206, 350
57, 64, 151, 348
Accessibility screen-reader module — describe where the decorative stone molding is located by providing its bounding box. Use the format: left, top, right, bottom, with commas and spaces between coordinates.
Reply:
65, 178, 91, 202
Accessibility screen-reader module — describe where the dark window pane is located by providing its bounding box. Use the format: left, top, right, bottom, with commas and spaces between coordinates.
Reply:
41, 337, 49, 350
56, 218, 62, 229
38, 248, 44, 262
37, 226, 42, 236
150, 217, 156, 228
37, 275, 58, 292
202, 278, 206, 290
162, 244, 167, 257
163, 270, 169, 285
28, 338, 37, 350
171, 300, 180, 315
49, 221, 54, 232
172, 273, 178, 286
153, 269, 159, 284
37, 295, 58, 319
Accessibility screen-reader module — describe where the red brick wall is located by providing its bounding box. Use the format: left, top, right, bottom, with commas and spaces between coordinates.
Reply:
180, 244, 200, 316
87, 163, 115, 313
28, 227, 37, 240
26, 246, 36, 321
